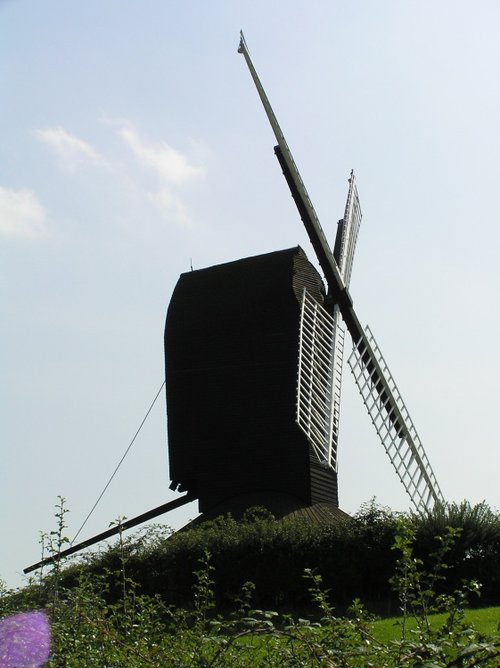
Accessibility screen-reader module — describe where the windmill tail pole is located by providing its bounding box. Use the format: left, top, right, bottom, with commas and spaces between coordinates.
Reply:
24, 493, 195, 574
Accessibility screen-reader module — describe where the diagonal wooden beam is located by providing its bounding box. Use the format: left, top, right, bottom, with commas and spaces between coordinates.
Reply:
24, 493, 195, 574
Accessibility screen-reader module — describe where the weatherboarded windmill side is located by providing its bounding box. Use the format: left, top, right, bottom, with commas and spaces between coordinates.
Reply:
165, 247, 341, 519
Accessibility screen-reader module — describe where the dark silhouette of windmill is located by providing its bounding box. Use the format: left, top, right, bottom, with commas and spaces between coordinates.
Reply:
165, 247, 341, 519
25, 33, 443, 574
164, 33, 443, 521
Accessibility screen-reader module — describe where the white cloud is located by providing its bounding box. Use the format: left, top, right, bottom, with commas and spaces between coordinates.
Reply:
118, 127, 203, 186
34, 127, 105, 171
150, 188, 193, 227
0, 186, 48, 239
114, 124, 204, 226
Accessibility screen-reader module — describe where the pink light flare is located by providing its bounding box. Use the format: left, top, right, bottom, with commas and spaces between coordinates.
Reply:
0, 611, 51, 668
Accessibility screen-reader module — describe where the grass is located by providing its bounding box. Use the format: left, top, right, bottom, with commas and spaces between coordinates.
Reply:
372, 606, 500, 643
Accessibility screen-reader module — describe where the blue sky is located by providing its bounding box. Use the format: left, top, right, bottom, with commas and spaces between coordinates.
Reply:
1, 0, 499, 588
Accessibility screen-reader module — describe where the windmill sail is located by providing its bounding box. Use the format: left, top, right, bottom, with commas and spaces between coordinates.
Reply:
296, 173, 362, 473
348, 327, 444, 510
297, 287, 340, 470
334, 172, 362, 287
239, 31, 444, 510
328, 173, 363, 469
238, 32, 346, 298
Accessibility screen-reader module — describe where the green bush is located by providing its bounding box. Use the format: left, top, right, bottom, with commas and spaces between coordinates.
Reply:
2, 508, 499, 667
413, 500, 500, 605
47, 499, 499, 613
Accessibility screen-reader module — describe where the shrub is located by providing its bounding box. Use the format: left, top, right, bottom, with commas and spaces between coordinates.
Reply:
413, 501, 500, 605
1, 500, 499, 666
46, 499, 500, 613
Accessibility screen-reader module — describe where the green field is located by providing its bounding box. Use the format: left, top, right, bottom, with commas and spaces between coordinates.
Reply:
372, 606, 500, 643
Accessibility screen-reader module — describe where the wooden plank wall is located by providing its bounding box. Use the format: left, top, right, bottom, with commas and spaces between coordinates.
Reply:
165, 247, 339, 514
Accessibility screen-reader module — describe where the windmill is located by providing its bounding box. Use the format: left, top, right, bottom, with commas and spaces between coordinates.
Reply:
163, 34, 444, 522
24, 33, 443, 575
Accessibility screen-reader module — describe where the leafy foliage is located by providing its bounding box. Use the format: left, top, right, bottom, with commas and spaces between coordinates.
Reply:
1, 499, 499, 666
51, 499, 499, 613
414, 501, 500, 604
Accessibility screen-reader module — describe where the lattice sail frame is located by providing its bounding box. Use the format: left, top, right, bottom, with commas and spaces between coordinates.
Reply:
337, 173, 362, 286
326, 174, 363, 468
348, 326, 444, 511
297, 289, 342, 470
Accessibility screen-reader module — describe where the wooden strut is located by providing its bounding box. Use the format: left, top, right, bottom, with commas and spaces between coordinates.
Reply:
24, 493, 195, 574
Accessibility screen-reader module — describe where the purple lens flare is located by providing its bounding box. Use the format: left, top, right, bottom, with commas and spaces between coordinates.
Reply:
0, 611, 51, 668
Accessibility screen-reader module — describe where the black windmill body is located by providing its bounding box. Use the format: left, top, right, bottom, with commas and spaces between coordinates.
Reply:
165, 247, 339, 518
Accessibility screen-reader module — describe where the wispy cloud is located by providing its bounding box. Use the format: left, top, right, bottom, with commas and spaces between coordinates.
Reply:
33, 121, 204, 227
149, 188, 193, 227
118, 127, 203, 186
115, 124, 204, 225
34, 127, 105, 171
0, 186, 48, 239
